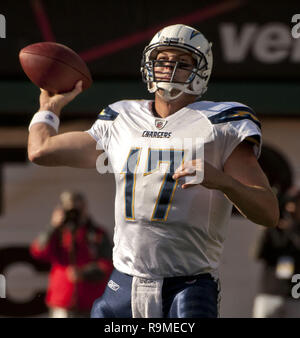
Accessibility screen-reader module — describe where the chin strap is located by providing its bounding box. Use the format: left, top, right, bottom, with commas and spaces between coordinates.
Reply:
156, 88, 184, 102
155, 82, 185, 101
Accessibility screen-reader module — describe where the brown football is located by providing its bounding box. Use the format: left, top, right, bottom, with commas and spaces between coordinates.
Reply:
19, 42, 92, 93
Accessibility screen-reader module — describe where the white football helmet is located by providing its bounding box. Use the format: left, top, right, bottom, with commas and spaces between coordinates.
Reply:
141, 24, 213, 101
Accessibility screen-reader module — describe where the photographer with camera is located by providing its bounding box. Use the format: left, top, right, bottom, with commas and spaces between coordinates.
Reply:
30, 191, 113, 318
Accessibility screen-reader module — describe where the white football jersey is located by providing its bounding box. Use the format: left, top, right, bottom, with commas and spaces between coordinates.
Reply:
87, 100, 262, 279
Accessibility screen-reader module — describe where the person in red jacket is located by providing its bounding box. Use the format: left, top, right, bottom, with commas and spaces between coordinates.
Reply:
30, 191, 113, 318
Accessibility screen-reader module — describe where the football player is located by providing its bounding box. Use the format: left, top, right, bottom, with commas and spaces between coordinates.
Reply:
28, 24, 279, 318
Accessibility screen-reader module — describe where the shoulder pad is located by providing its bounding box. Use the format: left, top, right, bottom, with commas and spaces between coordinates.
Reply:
208, 106, 261, 129
98, 106, 119, 121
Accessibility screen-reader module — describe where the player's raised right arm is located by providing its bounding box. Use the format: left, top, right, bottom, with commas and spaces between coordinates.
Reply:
28, 81, 103, 168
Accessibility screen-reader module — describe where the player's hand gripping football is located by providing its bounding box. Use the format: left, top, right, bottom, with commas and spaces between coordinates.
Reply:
172, 160, 226, 190
39, 80, 83, 116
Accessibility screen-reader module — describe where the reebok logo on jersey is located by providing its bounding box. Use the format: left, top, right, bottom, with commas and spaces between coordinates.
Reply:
108, 280, 120, 292
142, 131, 172, 138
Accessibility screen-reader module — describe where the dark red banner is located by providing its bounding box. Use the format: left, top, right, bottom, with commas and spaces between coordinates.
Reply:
0, 0, 299, 80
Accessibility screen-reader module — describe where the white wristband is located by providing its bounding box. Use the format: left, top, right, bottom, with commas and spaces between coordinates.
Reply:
28, 111, 60, 133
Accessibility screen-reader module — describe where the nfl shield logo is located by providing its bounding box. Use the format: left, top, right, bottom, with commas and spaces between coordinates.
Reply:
155, 119, 167, 130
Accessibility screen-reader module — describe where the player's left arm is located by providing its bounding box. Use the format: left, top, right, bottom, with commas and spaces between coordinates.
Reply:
220, 141, 279, 227
173, 141, 279, 227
